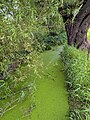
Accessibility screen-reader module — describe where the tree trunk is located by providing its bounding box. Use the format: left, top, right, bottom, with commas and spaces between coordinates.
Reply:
58, 0, 90, 51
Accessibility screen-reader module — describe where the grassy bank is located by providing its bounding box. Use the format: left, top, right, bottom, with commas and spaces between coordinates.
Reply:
61, 45, 90, 120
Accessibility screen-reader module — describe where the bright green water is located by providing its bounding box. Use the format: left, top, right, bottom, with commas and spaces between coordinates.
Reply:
0, 46, 69, 120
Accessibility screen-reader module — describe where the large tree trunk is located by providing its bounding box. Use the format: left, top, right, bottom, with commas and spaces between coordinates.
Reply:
58, 0, 90, 51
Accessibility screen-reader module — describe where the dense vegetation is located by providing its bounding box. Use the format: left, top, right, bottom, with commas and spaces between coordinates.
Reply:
0, 0, 64, 99
0, 0, 90, 120
61, 45, 90, 120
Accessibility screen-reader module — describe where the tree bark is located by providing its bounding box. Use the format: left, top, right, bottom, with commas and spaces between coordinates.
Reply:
58, 0, 90, 50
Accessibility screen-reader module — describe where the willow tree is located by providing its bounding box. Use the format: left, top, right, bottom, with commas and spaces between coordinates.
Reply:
58, 0, 90, 50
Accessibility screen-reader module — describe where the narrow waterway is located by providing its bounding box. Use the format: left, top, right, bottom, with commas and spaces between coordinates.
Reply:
1, 46, 69, 120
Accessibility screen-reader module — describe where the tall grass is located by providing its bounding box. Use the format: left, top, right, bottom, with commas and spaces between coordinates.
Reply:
61, 45, 90, 120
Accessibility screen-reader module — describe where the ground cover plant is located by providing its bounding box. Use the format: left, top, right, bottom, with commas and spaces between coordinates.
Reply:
61, 45, 90, 120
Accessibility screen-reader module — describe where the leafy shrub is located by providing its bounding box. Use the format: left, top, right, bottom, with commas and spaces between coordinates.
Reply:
56, 32, 67, 44
0, 80, 11, 99
42, 32, 67, 51
0, 2, 39, 99
61, 45, 90, 120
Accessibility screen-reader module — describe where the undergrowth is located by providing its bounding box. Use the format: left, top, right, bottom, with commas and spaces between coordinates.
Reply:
61, 45, 90, 120
0, 64, 37, 117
